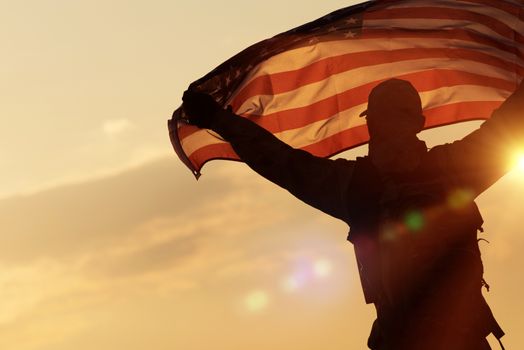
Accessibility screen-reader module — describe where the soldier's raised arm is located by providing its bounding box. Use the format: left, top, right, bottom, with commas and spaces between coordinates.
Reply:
433, 79, 524, 195
182, 90, 354, 222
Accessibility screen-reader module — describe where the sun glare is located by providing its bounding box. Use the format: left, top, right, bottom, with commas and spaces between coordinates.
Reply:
516, 154, 524, 173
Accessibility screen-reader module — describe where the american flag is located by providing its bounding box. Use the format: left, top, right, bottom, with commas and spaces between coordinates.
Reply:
169, 0, 524, 178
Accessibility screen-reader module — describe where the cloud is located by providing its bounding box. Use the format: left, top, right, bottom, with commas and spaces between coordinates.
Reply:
102, 118, 134, 136
1, 157, 524, 350
0, 157, 333, 329
0, 158, 235, 263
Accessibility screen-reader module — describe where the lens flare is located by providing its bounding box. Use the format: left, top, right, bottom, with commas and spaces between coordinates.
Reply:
447, 188, 474, 209
245, 290, 269, 312
405, 211, 424, 232
282, 257, 333, 293
283, 276, 301, 293
313, 259, 332, 278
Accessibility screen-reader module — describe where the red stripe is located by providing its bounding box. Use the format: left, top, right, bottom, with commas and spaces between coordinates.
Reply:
178, 124, 201, 142
188, 125, 369, 172
180, 69, 514, 142
241, 70, 512, 133
380, 0, 523, 18
187, 101, 503, 172
300, 101, 502, 158
360, 28, 521, 56
364, 7, 524, 44
231, 48, 522, 111
298, 101, 504, 159
189, 143, 239, 170
423, 100, 503, 127
460, 0, 523, 16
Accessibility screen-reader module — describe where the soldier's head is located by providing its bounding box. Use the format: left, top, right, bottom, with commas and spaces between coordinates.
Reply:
361, 79, 425, 142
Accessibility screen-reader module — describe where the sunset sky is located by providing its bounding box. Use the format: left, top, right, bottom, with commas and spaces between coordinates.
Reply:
2, 1, 524, 349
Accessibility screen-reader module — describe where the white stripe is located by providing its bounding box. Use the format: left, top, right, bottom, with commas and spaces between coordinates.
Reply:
421, 83, 511, 110
184, 85, 509, 156
230, 37, 522, 102
181, 129, 227, 157
383, 0, 523, 32
273, 105, 367, 149
235, 58, 515, 117
275, 85, 508, 149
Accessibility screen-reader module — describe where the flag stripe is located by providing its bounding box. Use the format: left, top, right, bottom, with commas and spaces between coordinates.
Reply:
235, 61, 515, 119
243, 70, 514, 130
234, 29, 521, 98
187, 100, 504, 171
361, 29, 523, 57
423, 100, 504, 126
189, 143, 238, 170
182, 84, 510, 157
300, 100, 502, 156
178, 65, 515, 141
229, 48, 521, 113
364, 19, 520, 47
461, 0, 523, 16
364, 7, 524, 43
385, 0, 523, 30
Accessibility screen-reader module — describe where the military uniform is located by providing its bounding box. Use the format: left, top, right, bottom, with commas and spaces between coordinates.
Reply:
193, 82, 524, 349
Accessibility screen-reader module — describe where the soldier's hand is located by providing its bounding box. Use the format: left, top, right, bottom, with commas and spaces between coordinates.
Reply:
182, 90, 222, 129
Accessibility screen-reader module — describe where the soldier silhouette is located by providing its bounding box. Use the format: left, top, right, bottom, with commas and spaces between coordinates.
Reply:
182, 78, 524, 350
